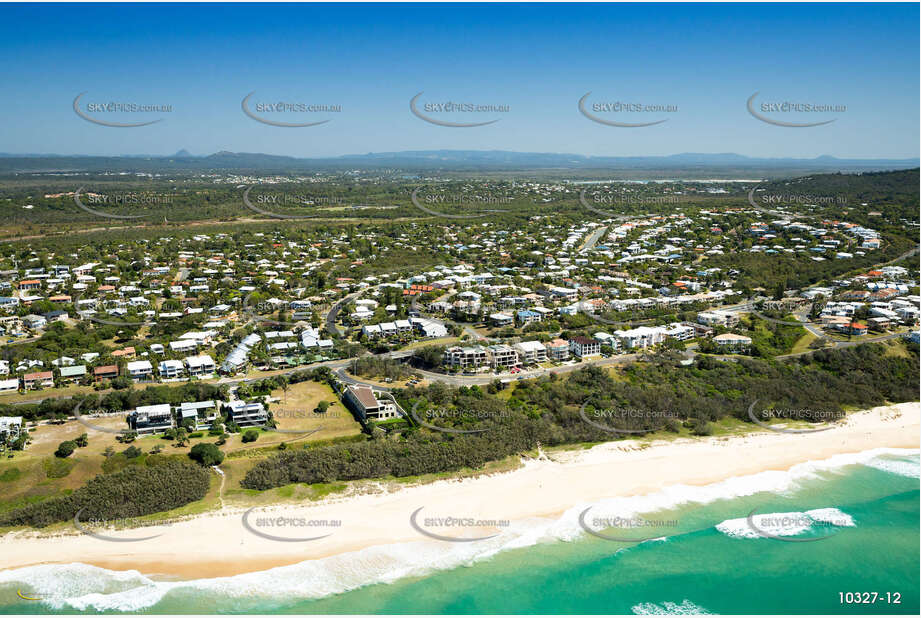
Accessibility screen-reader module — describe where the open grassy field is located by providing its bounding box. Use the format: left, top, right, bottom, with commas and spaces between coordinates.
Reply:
0, 379, 363, 519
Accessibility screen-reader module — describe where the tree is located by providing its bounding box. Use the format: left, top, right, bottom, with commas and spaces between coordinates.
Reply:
315, 400, 330, 414
123, 445, 142, 459
189, 443, 225, 466
242, 429, 259, 443
55, 441, 76, 458
74, 433, 88, 448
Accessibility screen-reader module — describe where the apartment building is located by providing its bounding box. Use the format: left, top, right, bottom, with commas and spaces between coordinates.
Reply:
487, 344, 520, 369
129, 404, 174, 435
445, 345, 489, 369
569, 336, 601, 358
344, 385, 399, 420
514, 340, 547, 364
546, 338, 570, 361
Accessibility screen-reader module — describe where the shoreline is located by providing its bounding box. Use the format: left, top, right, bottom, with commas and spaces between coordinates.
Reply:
2, 401, 918, 581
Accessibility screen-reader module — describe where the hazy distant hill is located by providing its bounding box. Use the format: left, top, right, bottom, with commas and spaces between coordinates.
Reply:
0, 149, 916, 177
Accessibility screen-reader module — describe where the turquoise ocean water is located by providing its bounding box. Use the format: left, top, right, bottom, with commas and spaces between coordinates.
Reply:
1, 448, 918, 615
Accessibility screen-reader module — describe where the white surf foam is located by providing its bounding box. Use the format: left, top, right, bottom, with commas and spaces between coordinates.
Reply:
715, 507, 855, 539
862, 454, 920, 478
1, 447, 915, 611
632, 599, 712, 614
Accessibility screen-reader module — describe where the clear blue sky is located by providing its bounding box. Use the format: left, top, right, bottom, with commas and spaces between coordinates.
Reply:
1, 2, 917, 158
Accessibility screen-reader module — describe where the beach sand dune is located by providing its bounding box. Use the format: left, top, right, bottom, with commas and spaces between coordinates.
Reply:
2, 402, 918, 579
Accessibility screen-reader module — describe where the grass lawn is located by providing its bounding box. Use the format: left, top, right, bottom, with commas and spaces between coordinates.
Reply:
790, 331, 819, 355
269, 380, 363, 442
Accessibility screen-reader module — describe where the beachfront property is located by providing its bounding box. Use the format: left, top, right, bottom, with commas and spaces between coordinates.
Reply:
569, 336, 601, 358
546, 338, 570, 361
614, 326, 667, 350
445, 345, 489, 369
713, 333, 753, 351
226, 400, 268, 427
514, 340, 547, 364
344, 384, 399, 420
487, 344, 520, 369
0, 416, 23, 446
129, 404, 175, 435
697, 310, 740, 327
177, 400, 220, 430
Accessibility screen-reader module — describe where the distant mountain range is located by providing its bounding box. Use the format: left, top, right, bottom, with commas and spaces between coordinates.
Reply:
0, 149, 917, 176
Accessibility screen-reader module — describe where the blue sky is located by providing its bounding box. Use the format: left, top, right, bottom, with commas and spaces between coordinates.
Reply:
0, 2, 917, 158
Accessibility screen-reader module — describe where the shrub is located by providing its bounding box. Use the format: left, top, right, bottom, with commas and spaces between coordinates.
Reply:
123, 445, 142, 459
54, 441, 76, 458
189, 443, 225, 466
241, 429, 259, 443
0, 461, 210, 528
691, 419, 714, 436
74, 433, 88, 448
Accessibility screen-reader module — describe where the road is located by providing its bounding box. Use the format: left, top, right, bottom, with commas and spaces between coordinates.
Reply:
579, 225, 608, 252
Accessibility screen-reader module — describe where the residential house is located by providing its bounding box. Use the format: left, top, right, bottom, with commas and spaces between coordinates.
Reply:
344, 385, 399, 420
185, 354, 216, 377
569, 336, 601, 358
226, 400, 268, 427
93, 365, 119, 383
713, 333, 753, 350
126, 360, 154, 382
129, 404, 174, 435
0, 416, 23, 445
22, 371, 54, 390
159, 359, 185, 379
58, 365, 87, 383
176, 400, 219, 430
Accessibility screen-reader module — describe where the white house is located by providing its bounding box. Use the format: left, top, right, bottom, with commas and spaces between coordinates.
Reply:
185, 355, 216, 377
126, 360, 154, 382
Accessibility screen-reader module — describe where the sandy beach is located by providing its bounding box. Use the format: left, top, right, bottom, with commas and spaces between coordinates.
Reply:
2, 401, 918, 580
